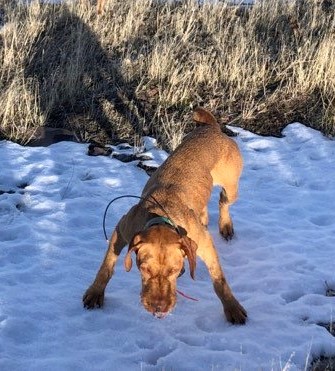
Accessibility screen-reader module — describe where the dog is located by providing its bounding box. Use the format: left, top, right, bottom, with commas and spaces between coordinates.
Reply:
83, 107, 247, 323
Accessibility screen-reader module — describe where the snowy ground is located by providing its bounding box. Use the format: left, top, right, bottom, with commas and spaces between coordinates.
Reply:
0, 123, 335, 370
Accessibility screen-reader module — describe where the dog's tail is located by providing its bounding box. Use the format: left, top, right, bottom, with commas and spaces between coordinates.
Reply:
193, 107, 218, 126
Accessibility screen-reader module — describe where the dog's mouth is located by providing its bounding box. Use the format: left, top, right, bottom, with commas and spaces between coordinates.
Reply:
142, 299, 175, 319
141, 292, 176, 319
141, 276, 177, 318
153, 311, 169, 319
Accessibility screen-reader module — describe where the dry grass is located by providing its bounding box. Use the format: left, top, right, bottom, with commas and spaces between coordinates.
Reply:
0, 0, 334, 149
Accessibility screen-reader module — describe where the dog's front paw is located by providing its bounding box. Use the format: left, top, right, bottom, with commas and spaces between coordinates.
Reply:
223, 297, 247, 324
83, 285, 105, 309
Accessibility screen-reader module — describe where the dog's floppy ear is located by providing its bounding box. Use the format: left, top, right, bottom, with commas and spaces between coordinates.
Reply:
124, 233, 143, 272
179, 236, 198, 280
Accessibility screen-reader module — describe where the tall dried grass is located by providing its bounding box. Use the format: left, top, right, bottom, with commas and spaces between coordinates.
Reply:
0, 0, 334, 149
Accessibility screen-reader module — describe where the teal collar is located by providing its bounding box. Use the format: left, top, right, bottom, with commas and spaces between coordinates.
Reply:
144, 216, 176, 230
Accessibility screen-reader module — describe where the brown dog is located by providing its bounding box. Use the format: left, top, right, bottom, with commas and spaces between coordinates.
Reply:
83, 107, 247, 323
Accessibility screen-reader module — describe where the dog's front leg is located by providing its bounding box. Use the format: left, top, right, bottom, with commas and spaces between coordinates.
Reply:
83, 226, 126, 309
197, 234, 247, 324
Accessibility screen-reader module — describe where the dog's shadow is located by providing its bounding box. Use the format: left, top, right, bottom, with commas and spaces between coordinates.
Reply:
23, 3, 151, 144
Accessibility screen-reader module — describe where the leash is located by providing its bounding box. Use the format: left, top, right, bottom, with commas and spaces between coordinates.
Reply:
103, 194, 179, 242
176, 289, 199, 302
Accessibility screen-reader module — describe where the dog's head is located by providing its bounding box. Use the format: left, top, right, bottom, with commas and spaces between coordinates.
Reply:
124, 225, 197, 318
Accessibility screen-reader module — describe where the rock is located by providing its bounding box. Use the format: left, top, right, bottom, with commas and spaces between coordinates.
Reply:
142, 136, 158, 151
88, 143, 113, 156
28, 127, 80, 146
136, 154, 153, 161
116, 143, 133, 150
112, 153, 137, 162
137, 161, 158, 176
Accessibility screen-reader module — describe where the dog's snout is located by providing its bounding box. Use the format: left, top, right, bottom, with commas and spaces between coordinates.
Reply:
142, 291, 175, 318
154, 304, 162, 313
153, 311, 168, 319
151, 298, 168, 313
151, 300, 169, 319
141, 274, 177, 318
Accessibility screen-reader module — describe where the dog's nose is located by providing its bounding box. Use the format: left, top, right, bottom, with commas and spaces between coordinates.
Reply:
152, 302, 169, 318
153, 310, 168, 319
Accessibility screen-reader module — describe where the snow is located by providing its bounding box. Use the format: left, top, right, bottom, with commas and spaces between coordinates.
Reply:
0, 123, 335, 370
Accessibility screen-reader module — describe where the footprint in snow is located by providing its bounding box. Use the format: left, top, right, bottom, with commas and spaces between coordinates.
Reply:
250, 164, 264, 171
309, 215, 334, 227
2, 318, 42, 345
0, 315, 8, 326
281, 290, 305, 304
309, 152, 327, 161
175, 333, 206, 347
195, 313, 227, 333
80, 173, 96, 181
142, 344, 176, 366
307, 181, 328, 191
1, 228, 22, 242
136, 338, 156, 350
247, 139, 274, 153
282, 291, 330, 307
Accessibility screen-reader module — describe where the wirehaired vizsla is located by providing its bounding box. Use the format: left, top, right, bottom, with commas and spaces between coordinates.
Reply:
83, 107, 247, 323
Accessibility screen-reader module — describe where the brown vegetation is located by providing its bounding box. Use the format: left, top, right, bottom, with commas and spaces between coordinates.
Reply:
0, 0, 334, 150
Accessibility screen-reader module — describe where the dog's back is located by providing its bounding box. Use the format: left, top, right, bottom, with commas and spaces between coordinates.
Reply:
142, 108, 242, 215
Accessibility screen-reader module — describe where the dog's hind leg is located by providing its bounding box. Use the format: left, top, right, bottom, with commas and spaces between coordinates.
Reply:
218, 183, 238, 240
83, 222, 127, 309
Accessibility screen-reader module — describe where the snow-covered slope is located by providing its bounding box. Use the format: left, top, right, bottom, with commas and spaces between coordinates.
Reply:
0, 123, 334, 370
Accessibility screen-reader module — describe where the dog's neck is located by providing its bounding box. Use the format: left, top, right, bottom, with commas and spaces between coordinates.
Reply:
144, 215, 176, 231
144, 214, 187, 237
